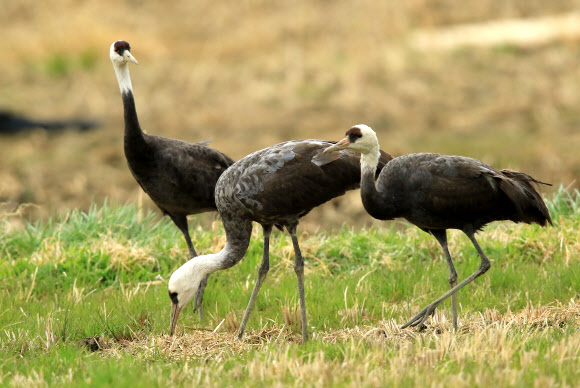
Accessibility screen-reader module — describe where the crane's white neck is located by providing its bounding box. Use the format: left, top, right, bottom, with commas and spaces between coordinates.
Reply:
187, 245, 234, 277
360, 147, 381, 176
200, 245, 234, 274
172, 240, 241, 286
113, 63, 133, 95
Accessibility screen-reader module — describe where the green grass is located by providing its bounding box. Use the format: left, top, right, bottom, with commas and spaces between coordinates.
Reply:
42, 50, 99, 77
0, 188, 579, 387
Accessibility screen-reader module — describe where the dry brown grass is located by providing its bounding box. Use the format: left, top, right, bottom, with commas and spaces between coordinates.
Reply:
1, 1, 578, 230
101, 299, 579, 357
83, 299, 580, 386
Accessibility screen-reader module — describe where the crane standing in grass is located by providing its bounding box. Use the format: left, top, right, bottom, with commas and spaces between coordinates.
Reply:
110, 41, 235, 314
325, 124, 552, 330
168, 139, 392, 341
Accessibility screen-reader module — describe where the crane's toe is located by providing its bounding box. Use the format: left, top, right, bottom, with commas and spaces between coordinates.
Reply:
401, 303, 439, 329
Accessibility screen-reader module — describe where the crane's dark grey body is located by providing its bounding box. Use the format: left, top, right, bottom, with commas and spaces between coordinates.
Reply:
205, 139, 391, 341
122, 91, 234, 229
216, 140, 373, 226
342, 126, 552, 330
362, 153, 551, 231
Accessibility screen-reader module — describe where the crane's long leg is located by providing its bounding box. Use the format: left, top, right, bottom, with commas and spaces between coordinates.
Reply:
287, 223, 309, 343
238, 225, 273, 340
430, 229, 458, 331
402, 226, 491, 329
168, 213, 198, 258
193, 275, 209, 319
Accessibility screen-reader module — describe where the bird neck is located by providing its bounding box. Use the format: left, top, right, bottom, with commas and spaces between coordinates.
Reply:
113, 62, 133, 95
113, 63, 147, 153
360, 148, 397, 220
359, 147, 379, 207
360, 147, 381, 176
205, 217, 254, 274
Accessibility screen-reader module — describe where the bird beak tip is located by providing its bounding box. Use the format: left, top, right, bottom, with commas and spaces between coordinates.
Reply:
125, 52, 139, 65
169, 303, 181, 336
325, 137, 349, 153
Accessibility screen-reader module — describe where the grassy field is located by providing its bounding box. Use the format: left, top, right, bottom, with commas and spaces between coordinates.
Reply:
0, 187, 578, 387
1, 1, 580, 229
2, 2, 580, 385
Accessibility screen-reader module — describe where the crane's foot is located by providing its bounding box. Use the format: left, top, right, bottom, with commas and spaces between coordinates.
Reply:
401, 302, 440, 329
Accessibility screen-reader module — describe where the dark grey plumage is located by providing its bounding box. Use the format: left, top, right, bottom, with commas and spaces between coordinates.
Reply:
167, 138, 392, 340
327, 124, 552, 331
361, 153, 551, 230
216, 140, 384, 226
123, 107, 235, 249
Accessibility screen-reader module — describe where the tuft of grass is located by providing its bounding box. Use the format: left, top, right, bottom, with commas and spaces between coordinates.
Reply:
546, 185, 580, 218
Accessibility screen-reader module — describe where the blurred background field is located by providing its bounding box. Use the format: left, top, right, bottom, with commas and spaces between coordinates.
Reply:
1, 0, 579, 230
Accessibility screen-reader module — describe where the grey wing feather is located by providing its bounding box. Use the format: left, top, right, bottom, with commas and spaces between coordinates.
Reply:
151, 136, 234, 204
217, 139, 392, 221
383, 153, 551, 227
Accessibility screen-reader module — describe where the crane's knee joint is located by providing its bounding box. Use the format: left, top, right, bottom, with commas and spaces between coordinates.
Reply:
258, 262, 269, 275
293, 263, 304, 274
479, 260, 491, 273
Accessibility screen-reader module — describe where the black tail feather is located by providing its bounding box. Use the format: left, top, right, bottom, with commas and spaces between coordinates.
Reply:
498, 169, 553, 226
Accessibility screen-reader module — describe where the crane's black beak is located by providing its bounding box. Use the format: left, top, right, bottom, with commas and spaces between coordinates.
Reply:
170, 302, 182, 336
323, 137, 350, 153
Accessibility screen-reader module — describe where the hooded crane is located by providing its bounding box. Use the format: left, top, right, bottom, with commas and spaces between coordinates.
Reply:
168, 139, 392, 341
325, 124, 552, 331
110, 41, 235, 313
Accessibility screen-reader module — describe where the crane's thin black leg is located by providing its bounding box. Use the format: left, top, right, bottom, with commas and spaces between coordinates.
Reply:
168, 213, 198, 257
167, 213, 208, 319
402, 226, 491, 329
238, 225, 273, 340
287, 223, 309, 343
193, 275, 209, 319
431, 229, 458, 331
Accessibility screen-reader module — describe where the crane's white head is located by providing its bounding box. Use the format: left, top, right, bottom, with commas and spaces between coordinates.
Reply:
110, 40, 138, 66
168, 256, 212, 335
324, 124, 379, 155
